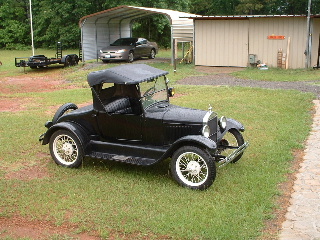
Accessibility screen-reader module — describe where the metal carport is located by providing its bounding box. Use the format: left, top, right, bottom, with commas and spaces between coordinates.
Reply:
79, 5, 196, 63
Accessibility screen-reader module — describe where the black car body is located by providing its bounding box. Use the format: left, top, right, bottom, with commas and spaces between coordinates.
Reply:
39, 64, 248, 190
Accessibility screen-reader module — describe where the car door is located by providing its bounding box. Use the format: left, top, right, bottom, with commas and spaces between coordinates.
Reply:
134, 38, 146, 57
97, 112, 142, 141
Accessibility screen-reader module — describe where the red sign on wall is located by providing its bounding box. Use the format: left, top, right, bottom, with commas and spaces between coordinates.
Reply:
267, 35, 286, 40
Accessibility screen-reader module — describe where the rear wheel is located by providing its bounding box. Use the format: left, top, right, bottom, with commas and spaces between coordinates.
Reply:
171, 146, 216, 190
49, 130, 84, 168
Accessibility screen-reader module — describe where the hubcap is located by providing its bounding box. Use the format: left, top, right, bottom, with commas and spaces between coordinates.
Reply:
186, 161, 201, 175
62, 142, 74, 156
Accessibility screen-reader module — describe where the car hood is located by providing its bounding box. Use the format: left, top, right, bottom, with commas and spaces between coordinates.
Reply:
100, 46, 133, 52
163, 105, 207, 124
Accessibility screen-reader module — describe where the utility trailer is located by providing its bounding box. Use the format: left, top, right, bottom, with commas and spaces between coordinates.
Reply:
15, 42, 80, 69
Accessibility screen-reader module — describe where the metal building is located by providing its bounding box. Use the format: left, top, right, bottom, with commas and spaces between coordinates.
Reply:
79, 5, 196, 62
190, 15, 320, 68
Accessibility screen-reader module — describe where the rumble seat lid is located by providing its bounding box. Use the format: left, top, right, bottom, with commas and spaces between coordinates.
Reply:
87, 64, 169, 86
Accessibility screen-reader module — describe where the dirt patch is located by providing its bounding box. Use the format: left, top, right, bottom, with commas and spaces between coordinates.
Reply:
0, 215, 100, 240
4, 163, 50, 181
0, 69, 79, 112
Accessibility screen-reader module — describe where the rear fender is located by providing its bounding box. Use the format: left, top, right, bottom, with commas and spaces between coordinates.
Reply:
40, 122, 90, 152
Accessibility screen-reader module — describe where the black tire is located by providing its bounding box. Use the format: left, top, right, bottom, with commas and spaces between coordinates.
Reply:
127, 51, 134, 63
170, 146, 216, 190
52, 103, 78, 124
64, 56, 72, 67
49, 129, 84, 168
149, 49, 156, 59
218, 129, 245, 163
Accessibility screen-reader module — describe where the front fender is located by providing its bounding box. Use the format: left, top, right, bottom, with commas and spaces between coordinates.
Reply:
218, 118, 245, 140
39, 122, 90, 149
163, 135, 217, 160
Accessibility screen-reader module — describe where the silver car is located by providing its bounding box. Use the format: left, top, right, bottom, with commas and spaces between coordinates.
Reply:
99, 38, 158, 63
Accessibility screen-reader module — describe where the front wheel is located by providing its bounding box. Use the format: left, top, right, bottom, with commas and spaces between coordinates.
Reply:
170, 146, 216, 190
49, 129, 84, 168
148, 49, 156, 59
127, 51, 134, 63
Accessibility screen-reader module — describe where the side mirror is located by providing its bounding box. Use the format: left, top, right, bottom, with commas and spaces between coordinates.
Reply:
168, 87, 175, 97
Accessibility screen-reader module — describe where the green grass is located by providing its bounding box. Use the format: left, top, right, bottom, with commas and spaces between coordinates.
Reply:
0, 86, 314, 239
0, 49, 316, 239
233, 67, 320, 82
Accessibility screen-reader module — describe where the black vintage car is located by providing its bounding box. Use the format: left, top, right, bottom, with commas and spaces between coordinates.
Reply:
39, 64, 248, 190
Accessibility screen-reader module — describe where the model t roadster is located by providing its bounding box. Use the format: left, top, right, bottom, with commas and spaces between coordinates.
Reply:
39, 64, 248, 190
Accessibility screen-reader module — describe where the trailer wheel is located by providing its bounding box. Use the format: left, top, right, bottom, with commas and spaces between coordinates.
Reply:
64, 56, 72, 67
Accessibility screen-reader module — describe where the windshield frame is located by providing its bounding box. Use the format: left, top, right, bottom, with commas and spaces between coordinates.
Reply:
139, 76, 169, 110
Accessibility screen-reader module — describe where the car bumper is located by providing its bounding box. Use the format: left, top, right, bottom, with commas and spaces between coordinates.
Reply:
99, 52, 128, 61
217, 141, 249, 167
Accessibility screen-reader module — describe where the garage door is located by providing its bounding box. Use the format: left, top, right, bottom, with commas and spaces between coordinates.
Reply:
195, 20, 249, 67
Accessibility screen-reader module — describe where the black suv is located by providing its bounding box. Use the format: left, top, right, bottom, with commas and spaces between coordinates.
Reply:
39, 64, 248, 190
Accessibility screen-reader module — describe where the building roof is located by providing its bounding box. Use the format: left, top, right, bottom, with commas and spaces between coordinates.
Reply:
184, 14, 320, 20
79, 5, 196, 27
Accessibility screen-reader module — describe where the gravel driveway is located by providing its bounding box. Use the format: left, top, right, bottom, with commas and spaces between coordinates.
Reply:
178, 68, 320, 99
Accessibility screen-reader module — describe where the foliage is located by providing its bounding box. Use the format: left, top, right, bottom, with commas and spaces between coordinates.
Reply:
1, 0, 319, 50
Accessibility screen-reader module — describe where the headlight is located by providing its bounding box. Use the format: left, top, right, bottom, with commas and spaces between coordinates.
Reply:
99, 50, 103, 53
202, 125, 210, 138
117, 49, 126, 53
219, 116, 227, 130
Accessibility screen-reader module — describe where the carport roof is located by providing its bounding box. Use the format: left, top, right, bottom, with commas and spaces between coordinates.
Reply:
79, 5, 197, 26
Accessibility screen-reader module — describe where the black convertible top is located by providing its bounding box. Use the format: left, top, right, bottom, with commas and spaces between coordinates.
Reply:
87, 64, 169, 87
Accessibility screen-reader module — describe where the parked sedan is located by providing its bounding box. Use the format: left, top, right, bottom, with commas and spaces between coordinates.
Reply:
99, 38, 158, 63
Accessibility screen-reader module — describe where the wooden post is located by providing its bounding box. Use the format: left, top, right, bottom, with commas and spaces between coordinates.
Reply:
286, 37, 291, 69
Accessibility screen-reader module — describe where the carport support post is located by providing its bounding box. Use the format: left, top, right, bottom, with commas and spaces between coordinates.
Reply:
172, 38, 177, 73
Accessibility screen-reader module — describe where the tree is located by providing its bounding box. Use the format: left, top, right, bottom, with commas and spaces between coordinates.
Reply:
0, 0, 30, 49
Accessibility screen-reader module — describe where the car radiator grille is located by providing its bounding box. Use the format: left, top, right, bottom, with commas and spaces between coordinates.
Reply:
208, 116, 218, 141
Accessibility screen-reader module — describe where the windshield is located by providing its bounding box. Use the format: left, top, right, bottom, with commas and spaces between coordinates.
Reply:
140, 77, 169, 109
110, 38, 137, 46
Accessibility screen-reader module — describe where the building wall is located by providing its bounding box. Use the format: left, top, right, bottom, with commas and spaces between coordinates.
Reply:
194, 20, 249, 67
249, 17, 306, 69
194, 17, 315, 68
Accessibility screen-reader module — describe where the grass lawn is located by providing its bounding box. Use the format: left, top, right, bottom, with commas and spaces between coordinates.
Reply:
0, 49, 316, 239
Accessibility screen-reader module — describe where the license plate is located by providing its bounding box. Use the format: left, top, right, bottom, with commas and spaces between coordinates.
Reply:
105, 54, 111, 58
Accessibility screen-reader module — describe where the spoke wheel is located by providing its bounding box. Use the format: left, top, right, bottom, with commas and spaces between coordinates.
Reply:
218, 129, 244, 163
49, 130, 83, 168
171, 146, 216, 190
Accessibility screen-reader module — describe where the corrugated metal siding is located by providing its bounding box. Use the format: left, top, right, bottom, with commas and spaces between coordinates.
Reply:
194, 17, 310, 68
249, 18, 306, 69
195, 20, 249, 67
311, 18, 320, 67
